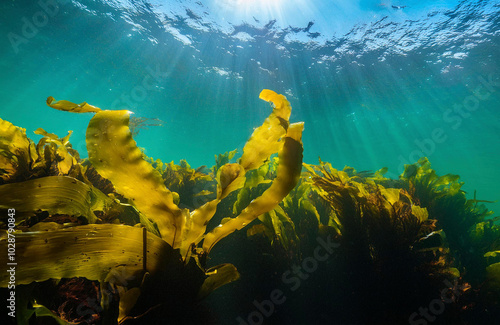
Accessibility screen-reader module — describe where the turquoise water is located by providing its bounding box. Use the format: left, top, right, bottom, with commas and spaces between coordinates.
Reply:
2, 1, 499, 215
1, 1, 500, 324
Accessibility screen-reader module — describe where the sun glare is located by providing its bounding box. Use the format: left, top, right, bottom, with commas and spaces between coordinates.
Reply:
215, 0, 312, 28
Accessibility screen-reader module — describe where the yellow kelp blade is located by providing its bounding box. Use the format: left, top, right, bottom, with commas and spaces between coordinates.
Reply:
197, 263, 240, 299
179, 163, 246, 257
0, 224, 169, 286
0, 118, 37, 181
86, 110, 185, 246
0, 118, 33, 154
239, 89, 292, 172
411, 205, 429, 222
217, 163, 247, 200
203, 122, 304, 254
0, 176, 110, 223
46, 96, 101, 113
118, 287, 142, 322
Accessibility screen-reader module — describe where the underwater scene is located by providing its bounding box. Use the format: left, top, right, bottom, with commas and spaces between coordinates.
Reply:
1, 0, 500, 324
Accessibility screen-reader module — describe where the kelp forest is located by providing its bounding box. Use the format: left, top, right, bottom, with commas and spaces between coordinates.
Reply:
0, 90, 499, 324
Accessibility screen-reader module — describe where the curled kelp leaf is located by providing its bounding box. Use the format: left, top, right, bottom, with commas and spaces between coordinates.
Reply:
46, 96, 101, 113
0, 176, 113, 224
86, 110, 186, 246
203, 122, 304, 254
239, 89, 292, 172
0, 224, 170, 286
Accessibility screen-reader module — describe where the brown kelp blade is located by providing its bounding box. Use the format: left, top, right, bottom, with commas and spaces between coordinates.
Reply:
203, 122, 304, 254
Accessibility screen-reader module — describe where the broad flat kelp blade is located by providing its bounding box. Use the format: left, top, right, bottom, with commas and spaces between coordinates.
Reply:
0, 224, 169, 286
203, 122, 304, 254
239, 89, 292, 171
197, 263, 240, 299
46, 96, 101, 113
0, 176, 110, 223
86, 110, 185, 246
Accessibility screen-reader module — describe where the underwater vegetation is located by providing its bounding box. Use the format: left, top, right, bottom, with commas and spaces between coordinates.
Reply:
234, 159, 500, 324
0, 90, 304, 324
0, 91, 499, 324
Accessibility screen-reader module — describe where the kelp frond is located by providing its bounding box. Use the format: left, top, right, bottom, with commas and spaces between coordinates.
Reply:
9, 90, 303, 322
202, 122, 303, 254
400, 157, 495, 284
0, 118, 38, 183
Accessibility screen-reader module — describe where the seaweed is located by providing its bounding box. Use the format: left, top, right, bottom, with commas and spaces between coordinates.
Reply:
159, 159, 215, 210
0, 89, 304, 323
400, 157, 495, 284
0, 176, 111, 224
0, 117, 89, 185
292, 159, 464, 324
2, 89, 497, 324
212, 148, 238, 176
0, 118, 38, 184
